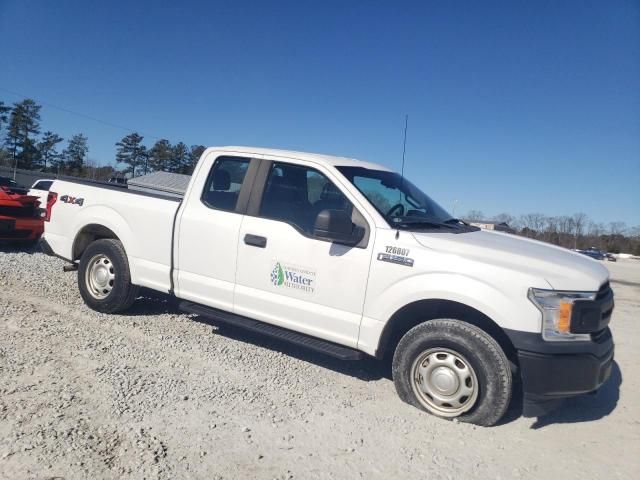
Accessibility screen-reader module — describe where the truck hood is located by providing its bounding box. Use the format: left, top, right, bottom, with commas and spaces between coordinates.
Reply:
411, 229, 609, 291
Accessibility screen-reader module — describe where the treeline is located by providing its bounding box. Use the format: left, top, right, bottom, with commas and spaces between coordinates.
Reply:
114, 133, 205, 177
464, 210, 640, 255
0, 98, 205, 180
0, 98, 91, 176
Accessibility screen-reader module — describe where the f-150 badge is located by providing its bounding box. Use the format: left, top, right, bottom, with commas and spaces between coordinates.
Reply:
377, 246, 414, 267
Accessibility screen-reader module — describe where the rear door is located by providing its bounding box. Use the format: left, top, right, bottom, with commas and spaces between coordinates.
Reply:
175, 153, 258, 311
233, 159, 375, 347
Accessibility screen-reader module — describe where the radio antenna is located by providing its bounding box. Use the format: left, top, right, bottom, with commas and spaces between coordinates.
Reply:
400, 114, 408, 197
396, 114, 408, 240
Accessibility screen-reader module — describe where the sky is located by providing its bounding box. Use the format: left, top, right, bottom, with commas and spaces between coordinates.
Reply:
1, 0, 639, 225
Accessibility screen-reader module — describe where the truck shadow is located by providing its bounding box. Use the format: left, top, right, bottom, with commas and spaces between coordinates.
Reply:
126, 289, 389, 382
124, 290, 622, 425
125, 288, 184, 316
0, 241, 42, 254
195, 319, 390, 382
499, 361, 622, 428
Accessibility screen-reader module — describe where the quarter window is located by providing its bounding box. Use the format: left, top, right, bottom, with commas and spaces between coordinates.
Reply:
259, 162, 353, 235
202, 157, 250, 211
34, 180, 53, 191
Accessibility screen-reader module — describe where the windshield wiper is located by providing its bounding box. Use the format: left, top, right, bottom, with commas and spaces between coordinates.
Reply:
391, 219, 459, 230
443, 217, 469, 225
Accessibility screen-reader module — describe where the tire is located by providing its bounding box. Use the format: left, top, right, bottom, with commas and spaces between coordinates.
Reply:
78, 238, 139, 313
392, 319, 512, 427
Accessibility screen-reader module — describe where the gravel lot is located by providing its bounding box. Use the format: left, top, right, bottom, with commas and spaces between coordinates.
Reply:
1, 245, 638, 480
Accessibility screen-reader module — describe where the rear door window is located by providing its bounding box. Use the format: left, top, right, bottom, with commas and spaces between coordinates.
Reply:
201, 157, 251, 212
33, 180, 53, 191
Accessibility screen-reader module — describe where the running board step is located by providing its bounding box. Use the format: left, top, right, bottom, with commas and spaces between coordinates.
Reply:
179, 301, 365, 361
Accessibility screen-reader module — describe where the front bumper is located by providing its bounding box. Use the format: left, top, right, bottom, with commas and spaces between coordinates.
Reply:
505, 328, 614, 417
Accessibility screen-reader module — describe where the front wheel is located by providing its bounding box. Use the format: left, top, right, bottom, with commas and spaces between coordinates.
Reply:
392, 319, 512, 427
78, 238, 139, 313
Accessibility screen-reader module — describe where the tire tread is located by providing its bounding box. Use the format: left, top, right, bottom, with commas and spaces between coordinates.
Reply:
78, 238, 139, 313
392, 319, 512, 427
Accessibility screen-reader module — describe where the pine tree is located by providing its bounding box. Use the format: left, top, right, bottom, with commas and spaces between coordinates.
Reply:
115, 133, 147, 177
5, 99, 41, 169
187, 145, 206, 174
63, 134, 89, 175
38, 131, 64, 171
20, 137, 42, 169
148, 139, 173, 172
0, 101, 10, 137
171, 142, 190, 174
0, 101, 10, 167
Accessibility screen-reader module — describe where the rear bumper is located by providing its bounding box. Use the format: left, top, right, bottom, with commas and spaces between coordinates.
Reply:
0, 216, 43, 241
505, 328, 614, 417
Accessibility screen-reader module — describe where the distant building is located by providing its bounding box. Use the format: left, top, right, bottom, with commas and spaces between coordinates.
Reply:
470, 221, 515, 234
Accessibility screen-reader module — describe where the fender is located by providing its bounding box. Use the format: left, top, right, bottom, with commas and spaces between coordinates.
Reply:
357, 272, 543, 356
71, 205, 138, 280
368, 272, 541, 332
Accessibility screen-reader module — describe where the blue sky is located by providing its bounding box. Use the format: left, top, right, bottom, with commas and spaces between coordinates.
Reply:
1, 0, 639, 225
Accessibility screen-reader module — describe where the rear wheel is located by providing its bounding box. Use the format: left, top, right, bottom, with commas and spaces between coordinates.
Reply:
78, 239, 139, 313
392, 319, 512, 426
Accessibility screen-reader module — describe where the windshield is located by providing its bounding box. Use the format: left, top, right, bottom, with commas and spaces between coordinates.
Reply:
336, 166, 458, 229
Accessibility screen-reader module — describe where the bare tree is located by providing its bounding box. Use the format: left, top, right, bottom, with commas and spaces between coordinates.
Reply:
571, 213, 589, 249
608, 221, 627, 236
459, 210, 639, 254
519, 213, 546, 237
543, 216, 560, 243
492, 213, 515, 225
464, 210, 485, 222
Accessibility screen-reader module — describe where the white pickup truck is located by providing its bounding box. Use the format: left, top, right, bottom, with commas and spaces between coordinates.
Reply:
42, 146, 615, 426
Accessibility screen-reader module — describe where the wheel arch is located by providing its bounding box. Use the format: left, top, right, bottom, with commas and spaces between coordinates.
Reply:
72, 223, 121, 261
375, 299, 518, 367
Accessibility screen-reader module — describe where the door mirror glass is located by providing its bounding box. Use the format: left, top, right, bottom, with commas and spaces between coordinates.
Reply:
313, 209, 364, 246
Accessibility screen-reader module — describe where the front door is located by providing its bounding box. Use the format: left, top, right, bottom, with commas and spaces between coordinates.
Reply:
234, 160, 375, 347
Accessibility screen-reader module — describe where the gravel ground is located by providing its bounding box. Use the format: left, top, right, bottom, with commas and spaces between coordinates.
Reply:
0, 244, 638, 480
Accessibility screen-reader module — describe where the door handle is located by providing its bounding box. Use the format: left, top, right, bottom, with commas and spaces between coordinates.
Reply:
244, 234, 267, 248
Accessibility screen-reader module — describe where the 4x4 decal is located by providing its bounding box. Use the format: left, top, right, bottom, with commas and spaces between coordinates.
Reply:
60, 195, 84, 206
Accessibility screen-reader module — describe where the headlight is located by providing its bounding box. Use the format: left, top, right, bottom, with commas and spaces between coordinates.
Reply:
528, 288, 596, 341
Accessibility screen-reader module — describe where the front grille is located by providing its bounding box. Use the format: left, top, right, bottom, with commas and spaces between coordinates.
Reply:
0, 205, 37, 218
571, 282, 614, 334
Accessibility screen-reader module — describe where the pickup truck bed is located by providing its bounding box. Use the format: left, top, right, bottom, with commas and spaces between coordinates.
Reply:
44, 177, 181, 293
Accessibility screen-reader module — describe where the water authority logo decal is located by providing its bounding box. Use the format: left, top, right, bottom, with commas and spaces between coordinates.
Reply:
270, 263, 285, 286
270, 262, 316, 294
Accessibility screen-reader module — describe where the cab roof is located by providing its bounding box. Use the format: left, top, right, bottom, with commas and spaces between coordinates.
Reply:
211, 146, 393, 172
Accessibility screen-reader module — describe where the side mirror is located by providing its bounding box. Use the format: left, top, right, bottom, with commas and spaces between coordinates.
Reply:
313, 209, 364, 246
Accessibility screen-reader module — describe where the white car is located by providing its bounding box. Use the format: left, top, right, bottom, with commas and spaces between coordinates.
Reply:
41, 146, 615, 426
28, 178, 54, 207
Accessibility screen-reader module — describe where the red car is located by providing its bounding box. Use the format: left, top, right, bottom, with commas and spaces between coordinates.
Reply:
0, 183, 45, 244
